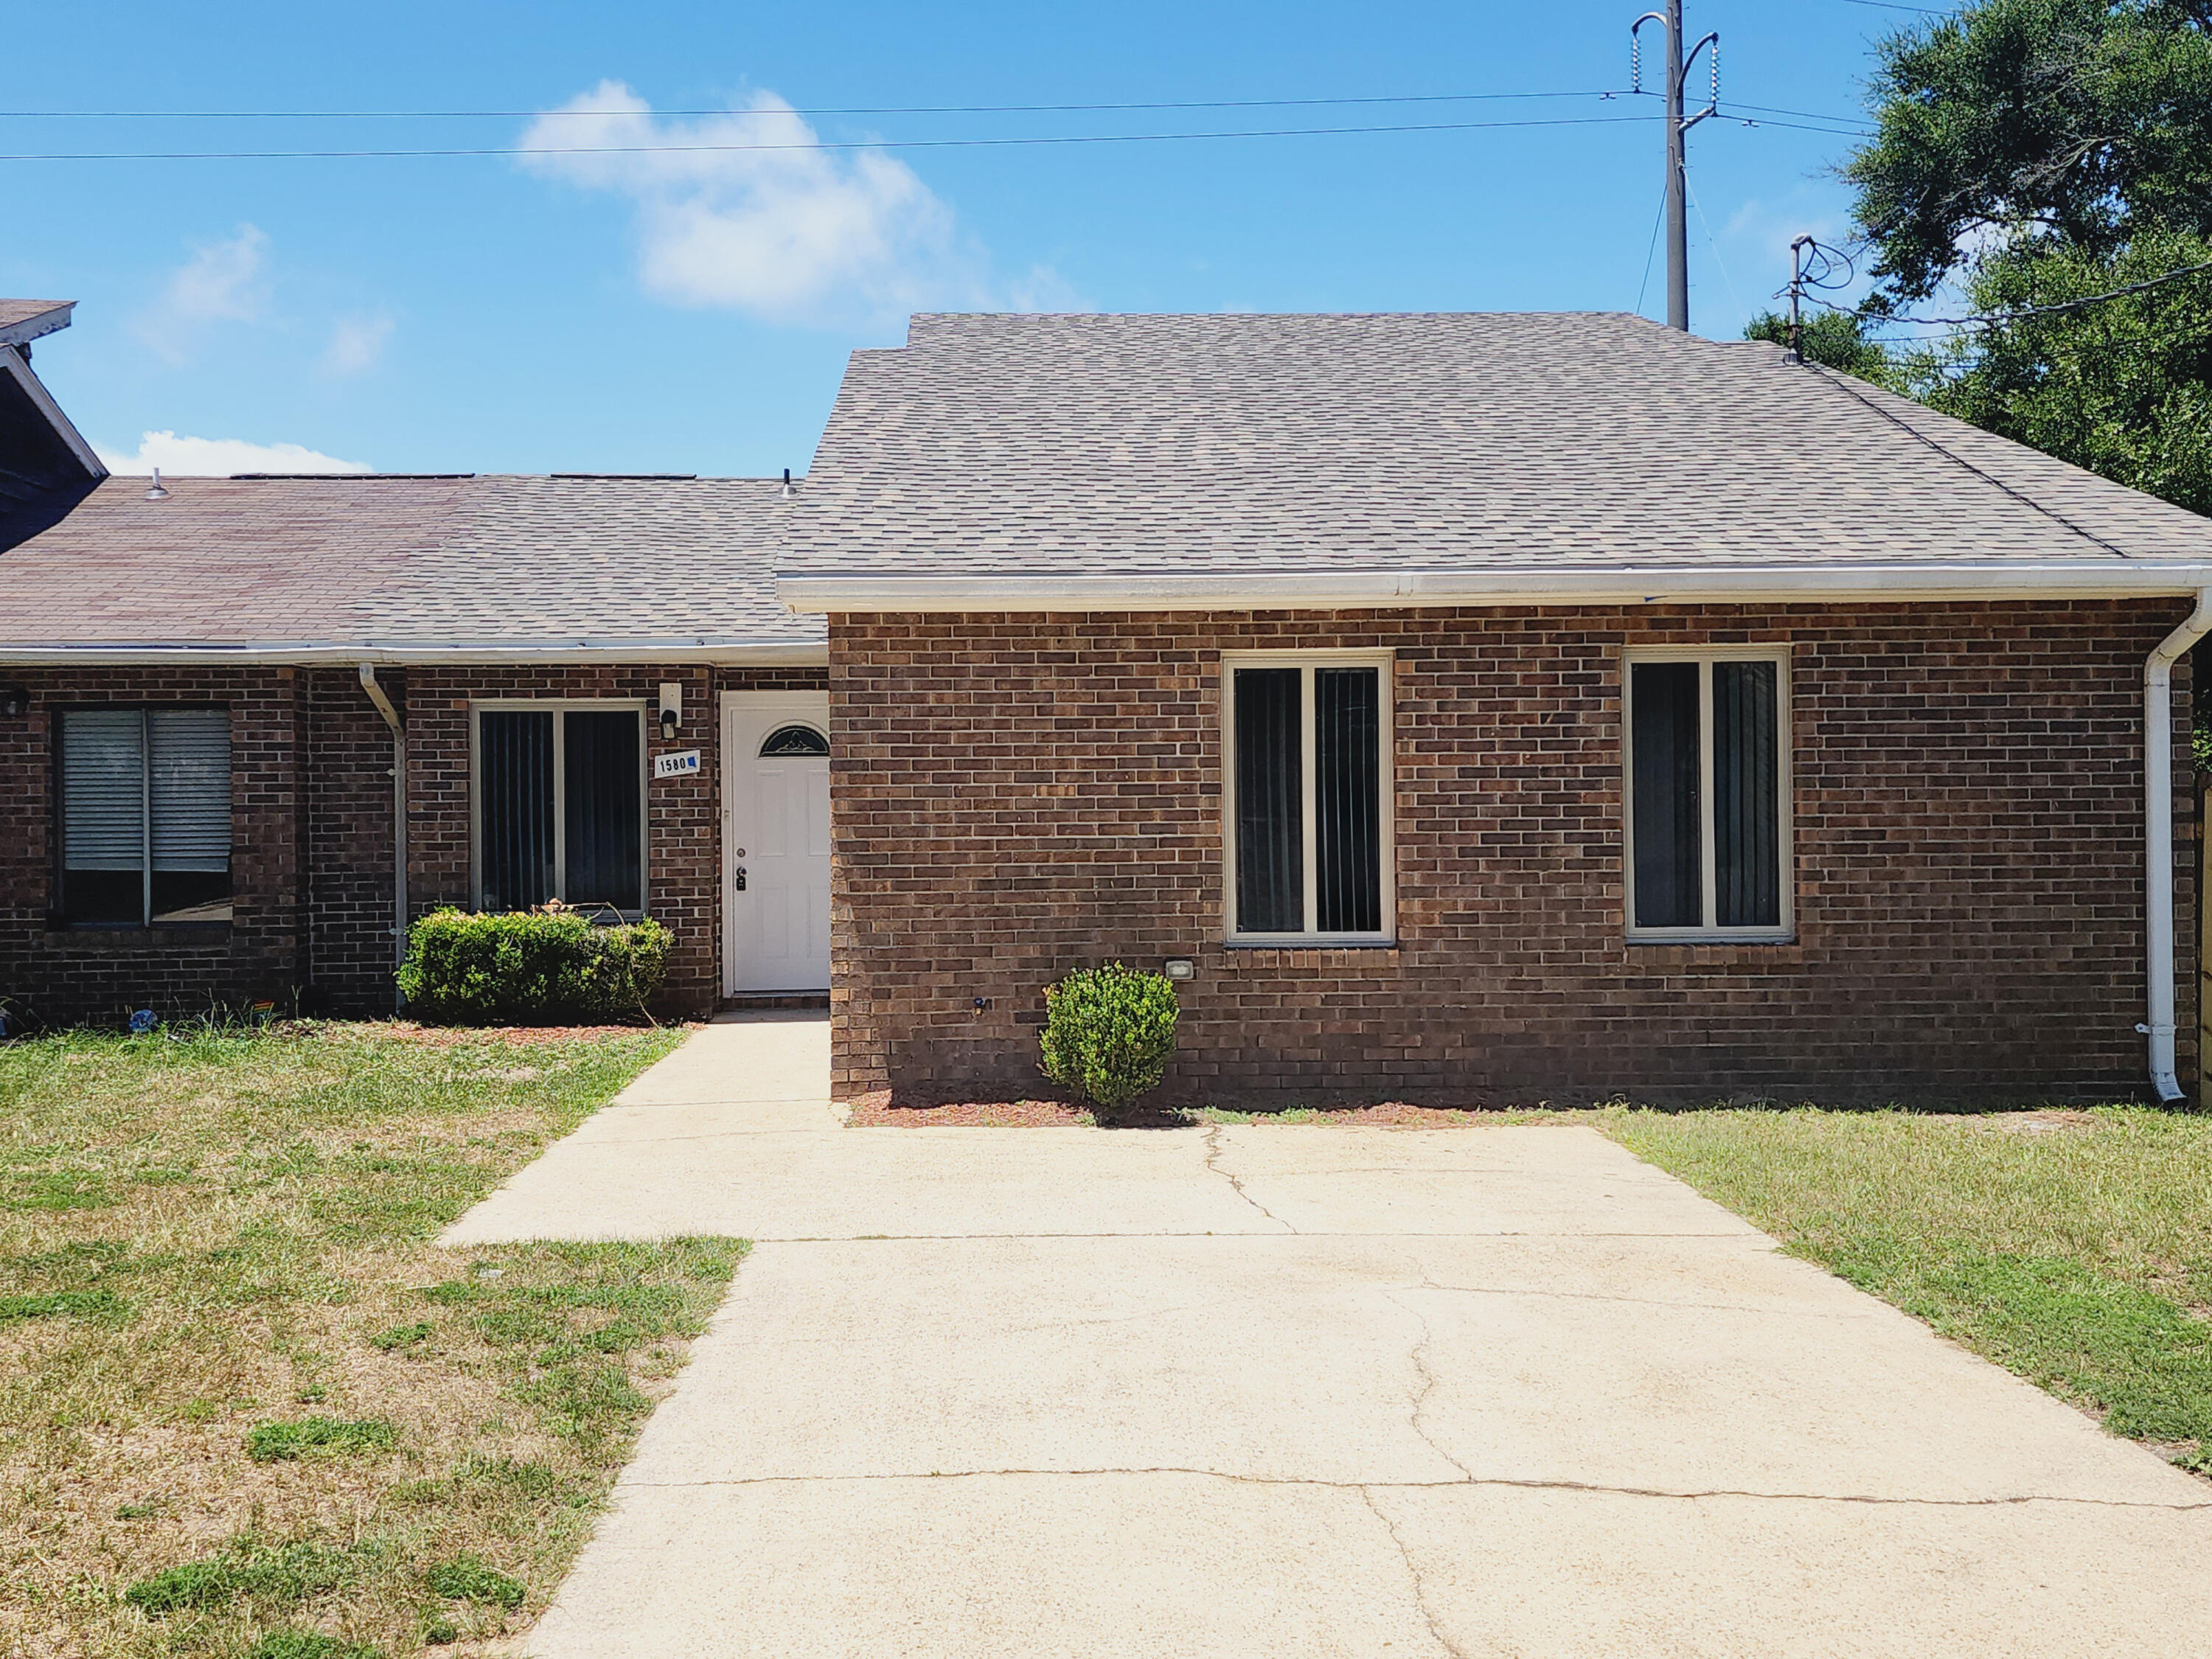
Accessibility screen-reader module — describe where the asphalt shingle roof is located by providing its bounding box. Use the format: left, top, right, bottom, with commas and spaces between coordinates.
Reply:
784, 311, 2212, 584
0, 473, 823, 655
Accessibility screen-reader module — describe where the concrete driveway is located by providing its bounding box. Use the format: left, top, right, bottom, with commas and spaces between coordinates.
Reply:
448, 1016, 2212, 1658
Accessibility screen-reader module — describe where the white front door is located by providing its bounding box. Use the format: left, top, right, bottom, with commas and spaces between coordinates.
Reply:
721, 692, 832, 994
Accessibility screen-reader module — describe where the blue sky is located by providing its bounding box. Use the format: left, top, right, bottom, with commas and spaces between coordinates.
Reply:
7, 0, 1914, 478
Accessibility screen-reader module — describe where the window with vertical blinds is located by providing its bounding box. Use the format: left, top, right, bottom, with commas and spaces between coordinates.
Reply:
59, 707, 232, 925
1626, 653, 1789, 939
474, 706, 644, 914
1228, 656, 1392, 942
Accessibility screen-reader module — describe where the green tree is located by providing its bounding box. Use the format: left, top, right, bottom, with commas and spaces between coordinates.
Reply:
1743, 310, 1900, 386
1846, 0, 2212, 311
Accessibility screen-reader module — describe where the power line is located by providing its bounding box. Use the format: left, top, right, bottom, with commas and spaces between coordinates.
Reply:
1902, 260, 2212, 327
1840, 1, 1945, 15
0, 88, 1622, 121
0, 111, 1663, 163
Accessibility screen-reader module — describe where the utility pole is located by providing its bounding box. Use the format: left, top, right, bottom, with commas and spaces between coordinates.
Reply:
1632, 3, 1719, 332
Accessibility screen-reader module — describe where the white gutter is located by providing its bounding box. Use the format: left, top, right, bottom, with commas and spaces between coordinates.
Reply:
358, 665, 409, 1004
2143, 590, 2212, 1103
778, 561, 2212, 615
0, 641, 827, 668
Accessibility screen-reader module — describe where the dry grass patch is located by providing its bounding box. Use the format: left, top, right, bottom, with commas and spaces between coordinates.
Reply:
0, 1020, 742, 1658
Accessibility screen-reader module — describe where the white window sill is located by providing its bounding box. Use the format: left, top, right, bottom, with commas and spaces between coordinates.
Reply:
1223, 936, 1399, 950
1626, 930, 1796, 946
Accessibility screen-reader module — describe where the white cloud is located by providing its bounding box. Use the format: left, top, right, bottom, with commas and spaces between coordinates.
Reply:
519, 82, 1033, 321
96, 431, 372, 477
134, 226, 272, 364
320, 312, 395, 376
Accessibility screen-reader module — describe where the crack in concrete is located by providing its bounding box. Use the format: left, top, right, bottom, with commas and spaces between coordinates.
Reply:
1202, 1127, 1296, 1231
1380, 1286, 1475, 1483
1360, 1484, 1467, 1659
613, 1466, 2212, 1512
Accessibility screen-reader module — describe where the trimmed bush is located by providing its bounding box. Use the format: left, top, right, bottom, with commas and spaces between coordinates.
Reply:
396, 906, 670, 1026
1039, 963, 1180, 1111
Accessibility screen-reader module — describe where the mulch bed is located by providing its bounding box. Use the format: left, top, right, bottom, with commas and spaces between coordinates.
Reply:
327, 1020, 700, 1048
843, 1093, 1523, 1128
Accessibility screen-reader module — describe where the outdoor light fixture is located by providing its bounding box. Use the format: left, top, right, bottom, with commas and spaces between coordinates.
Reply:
1164, 959, 1197, 982
658, 681, 683, 742
0, 686, 25, 720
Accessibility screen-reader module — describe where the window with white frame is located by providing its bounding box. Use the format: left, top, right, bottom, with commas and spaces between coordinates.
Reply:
1223, 653, 1394, 943
473, 703, 645, 913
58, 706, 233, 925
1624, 650, 1791, 939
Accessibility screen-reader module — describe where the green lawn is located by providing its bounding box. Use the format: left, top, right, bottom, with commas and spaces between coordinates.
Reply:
0, 1020, 740, 1659
1607, 1106, 2212, 1472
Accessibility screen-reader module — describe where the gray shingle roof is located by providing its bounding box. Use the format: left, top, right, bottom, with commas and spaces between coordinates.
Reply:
0, 473, 823, 658
782, 311, 2212, 594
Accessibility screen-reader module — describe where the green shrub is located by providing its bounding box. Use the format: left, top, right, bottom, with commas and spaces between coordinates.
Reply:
395, 906, 670, 1026
246, 1417, 398, 1464
1038, 963, 1180, 1110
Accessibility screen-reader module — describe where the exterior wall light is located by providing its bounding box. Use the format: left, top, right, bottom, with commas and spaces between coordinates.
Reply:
1164, 958, 1197, 982
0, 686, 25, 719
658, 681, 683, 742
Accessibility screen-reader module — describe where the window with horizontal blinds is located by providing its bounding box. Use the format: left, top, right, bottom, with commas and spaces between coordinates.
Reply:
1228, 658, 1391, 942
474, 706, 647, 914
60, 707, 232, 926
1626, 655, 1789, 939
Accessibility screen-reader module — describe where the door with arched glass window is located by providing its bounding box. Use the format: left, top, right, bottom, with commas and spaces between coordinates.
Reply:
720, 691, 832, 995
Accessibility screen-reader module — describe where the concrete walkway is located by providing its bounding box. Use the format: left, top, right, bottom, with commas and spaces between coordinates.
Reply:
450, 1015, 2212, 1658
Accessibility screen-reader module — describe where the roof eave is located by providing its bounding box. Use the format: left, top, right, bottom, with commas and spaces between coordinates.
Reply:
0, 639, 829, 669
777, 562, 2212, 615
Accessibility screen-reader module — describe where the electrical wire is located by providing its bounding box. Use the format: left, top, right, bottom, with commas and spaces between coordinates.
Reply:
0, 111, 1663, 163
0, 88, 1624, 121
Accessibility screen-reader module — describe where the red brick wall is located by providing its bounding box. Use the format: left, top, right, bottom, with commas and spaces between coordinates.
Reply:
0, 661, 825, 1026
0, 667, 306, 1025
307, 669, 403, 1013
404, 665, 826, 1017
828, 602, 2199, 1107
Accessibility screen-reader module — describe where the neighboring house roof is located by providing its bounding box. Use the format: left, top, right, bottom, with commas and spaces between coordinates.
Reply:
0, 298, 105, 540
779, 311, 2212, 611
0, 299, 77, 349
0, 473, 823, 664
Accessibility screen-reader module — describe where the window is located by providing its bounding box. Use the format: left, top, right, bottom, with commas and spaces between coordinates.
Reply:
759, 723, 829, 757
1223, 653, 1394, 943
473, 705, 644, 913
58, 707, 232, 925
1624, 650, 1791, 940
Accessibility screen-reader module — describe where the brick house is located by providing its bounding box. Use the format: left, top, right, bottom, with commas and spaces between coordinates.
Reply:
5, 302, 2211, 1107
0, 301, 826, 1026
777, 313, 2212, 1107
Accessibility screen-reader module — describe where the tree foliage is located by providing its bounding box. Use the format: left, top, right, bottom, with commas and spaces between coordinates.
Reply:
1742, 310, 1901, 386
1846, 0, 2212, 310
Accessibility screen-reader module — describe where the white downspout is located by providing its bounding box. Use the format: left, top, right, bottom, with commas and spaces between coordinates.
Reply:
358, 665, 408, 1006
2144, 591, 2212, 1102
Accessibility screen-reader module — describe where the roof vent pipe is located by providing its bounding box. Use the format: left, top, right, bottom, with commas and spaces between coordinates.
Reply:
779, 467, 796, 501
144, 467, 169, 501
2142, 588, 2212, 1103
